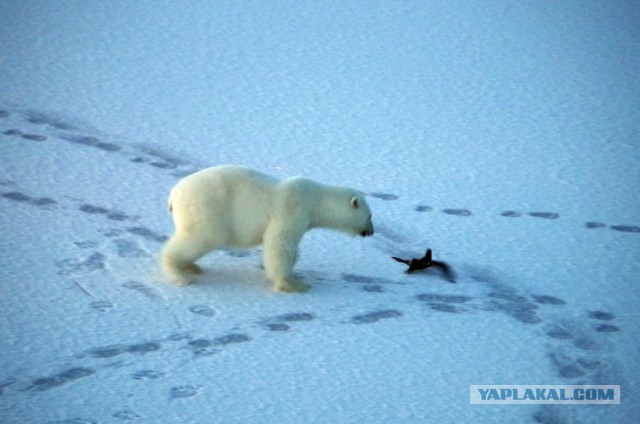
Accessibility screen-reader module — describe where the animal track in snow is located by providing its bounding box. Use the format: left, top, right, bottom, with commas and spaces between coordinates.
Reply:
112, 409, 142, 421
132, 370, 165, 381
121, 280, 162, 300
2, 107, 640, 235
188, 304, 217, 317
90, 300, 114, 312
170, 385, 202, 400
79, 204, 137, 222
351, 309, 403, 324
112, 238, 151, 258
2, 191, 57, 209
30, 368, 96, 392
442, 208, 473, 217
56, 252, 106, 276
369, 192, 399, 201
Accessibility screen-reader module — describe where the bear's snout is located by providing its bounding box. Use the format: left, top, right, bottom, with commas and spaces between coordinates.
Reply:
361, 219, 374, 237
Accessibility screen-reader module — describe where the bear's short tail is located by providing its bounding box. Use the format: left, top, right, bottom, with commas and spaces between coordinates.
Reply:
168, 191, 174, 213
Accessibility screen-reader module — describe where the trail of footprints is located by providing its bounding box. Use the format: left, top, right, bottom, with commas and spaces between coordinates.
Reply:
1, 107, 639, 233
5, 269, 621, 406
0, 108, 629, 423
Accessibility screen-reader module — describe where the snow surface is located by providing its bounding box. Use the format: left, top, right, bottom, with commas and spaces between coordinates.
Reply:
1, 1, 639, 423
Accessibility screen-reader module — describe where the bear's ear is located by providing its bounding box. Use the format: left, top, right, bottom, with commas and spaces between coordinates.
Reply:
350, 197, 359, 209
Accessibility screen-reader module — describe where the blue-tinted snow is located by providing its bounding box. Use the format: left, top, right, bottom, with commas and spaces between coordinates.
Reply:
1, 1, 638, 423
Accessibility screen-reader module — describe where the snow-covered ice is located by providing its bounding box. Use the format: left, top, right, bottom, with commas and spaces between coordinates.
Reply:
1, 1, 639, 423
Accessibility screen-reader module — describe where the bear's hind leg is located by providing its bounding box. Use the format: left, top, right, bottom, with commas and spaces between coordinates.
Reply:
161, 233, 214, 283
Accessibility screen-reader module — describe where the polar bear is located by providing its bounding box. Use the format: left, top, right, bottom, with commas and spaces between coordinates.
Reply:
161, 165, 374, 292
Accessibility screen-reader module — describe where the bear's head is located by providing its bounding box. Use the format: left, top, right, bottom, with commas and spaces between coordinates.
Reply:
328, 190, 374, 237
350, 194, 374, 237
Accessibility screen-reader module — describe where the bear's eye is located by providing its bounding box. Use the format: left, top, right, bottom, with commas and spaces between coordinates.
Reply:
350, 197, 359, 209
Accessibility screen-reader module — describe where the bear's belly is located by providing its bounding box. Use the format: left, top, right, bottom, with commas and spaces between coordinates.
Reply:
220, 220, 266, 249
198, 196, 271, 249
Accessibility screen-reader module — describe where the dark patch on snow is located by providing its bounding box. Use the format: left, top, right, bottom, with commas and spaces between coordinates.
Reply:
61, 134, 122, 152
101, 228, 125, 237
170, 385, 201, 399
56, 252, 106, 275
428, 303, 459, 313
127, 342, 162, 354
587, 310, 615, 321
150, 161, 177, 169
112, 409, 142, 420
21, 133, 48, 141
90, 300, 114, 312
168, 332, 192, 341
352, 309, 403, 324
369, 192, 399, 200
610, 225, 640, 233
273, 312, 315, 322
585, 221, 606, 229
544, 326, 573, 340
2, 191, 57, 208
2, 191, 30, 202
45, 418, 98, 424
113, 238, 150, 258
75, 240, 99, 248
576, 358, 604, 371
572, 337, 600, 351
78, 203, 136, 221
188, 304, 216, 317
213, 333, 252, 345
416, 293, 473, 303
595, 324, 620, 333
89, 341, 161, 359
89, 345, 127, 359
185, 334, 252, 354
532, 405, 568, 424
121, 280, 162, 300
414, 205, 433, 212
127, 226, 169, 243
341, 273, 397, 285
224, 249, 252, 258
341, 273, 376, 284
25, 111, 77, 130
488, 291, 542, 324
558, 364, 585, 378
362, 284, 384, 293
107, 211, 135, 221
132, 370, 165, 380
442, 208, 472, 216
188, 339, 212, 348
186, 338, 221, 357
31, 368, 96, 391
548, 353, 585, 379
79, 204, 109, 214
532, 295, 566, 305
262, 312, 315, 331
135, 144, 190, 168
266, 323, 291, 332
529, 212, 560, 220
500, 210, 522, 217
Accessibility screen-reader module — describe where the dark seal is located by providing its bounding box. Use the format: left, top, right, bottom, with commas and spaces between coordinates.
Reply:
392, 248, 455, 283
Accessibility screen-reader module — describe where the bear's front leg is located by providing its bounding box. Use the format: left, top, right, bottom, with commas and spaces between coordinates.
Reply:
263, 223, 310, 293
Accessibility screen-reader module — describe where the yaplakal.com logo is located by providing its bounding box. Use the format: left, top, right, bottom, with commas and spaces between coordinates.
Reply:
470, 385, 620, 405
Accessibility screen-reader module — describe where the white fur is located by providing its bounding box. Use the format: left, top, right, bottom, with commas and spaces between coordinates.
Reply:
161, 165, 374, 292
